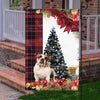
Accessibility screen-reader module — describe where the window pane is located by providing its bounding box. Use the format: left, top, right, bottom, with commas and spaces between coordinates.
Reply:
98, 18, 100, 49
89, 18, 95, 50
82, 18, 87, 50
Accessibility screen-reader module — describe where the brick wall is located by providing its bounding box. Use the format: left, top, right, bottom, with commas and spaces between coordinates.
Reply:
81, 0, 100, 50
80, 59, 100, 82
82, 0, 99, 15
21, 0, 32, 10
42, 0, 64, 9
81, 0, 100, 82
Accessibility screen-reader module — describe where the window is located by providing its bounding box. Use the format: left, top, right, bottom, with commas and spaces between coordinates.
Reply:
64, 0, 69, 9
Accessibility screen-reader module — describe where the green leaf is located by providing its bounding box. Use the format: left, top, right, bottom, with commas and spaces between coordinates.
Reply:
47, 12, 51, 16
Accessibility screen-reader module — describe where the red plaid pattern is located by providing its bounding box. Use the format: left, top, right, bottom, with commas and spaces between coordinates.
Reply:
25, 9, 43, 84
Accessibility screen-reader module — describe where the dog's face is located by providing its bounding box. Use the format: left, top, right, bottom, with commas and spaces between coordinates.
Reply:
36, 54, 51, 67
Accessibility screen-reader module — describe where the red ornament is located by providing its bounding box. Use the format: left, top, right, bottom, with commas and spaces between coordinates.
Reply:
63, 82, 67, 86
69, 82, 75, 89
47, 16, 50, 18
46, 9, 50, 13
51, 14, 55, 17
74, 79, 79, 85
57, 79, 64, 85
46, 87, 50, 90
54, 16, 56, 19
74, 18, 79, 21
57, 18, 61, 25
51, 82, 56, 88
69, 13, 76, 19
34, 81, 40, 86
62, 78, 66, 82
63, 87, 67, 90
30, 82, 34, 85
41, 80, 48, 87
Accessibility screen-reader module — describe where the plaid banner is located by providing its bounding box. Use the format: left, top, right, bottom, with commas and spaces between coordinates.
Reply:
25, 9, 43, 84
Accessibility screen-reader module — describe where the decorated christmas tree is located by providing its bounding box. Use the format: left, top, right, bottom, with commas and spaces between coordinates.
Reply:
44, 27, 68, 79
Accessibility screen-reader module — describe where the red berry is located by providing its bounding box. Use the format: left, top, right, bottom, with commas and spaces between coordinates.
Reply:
47, 16, 50, 18
41, 80, 48, 87
46, 10, 50, 13
63, 82, 67, 86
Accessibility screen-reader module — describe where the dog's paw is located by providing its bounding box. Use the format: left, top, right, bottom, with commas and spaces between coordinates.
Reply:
54, 79, 57, 83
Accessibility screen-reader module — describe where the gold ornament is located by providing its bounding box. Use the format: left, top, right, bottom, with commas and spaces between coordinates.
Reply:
26, 83, 30, 88
71, 9, 78, 15
71, 86, 78, 91
39, 85, 43, 89
32, 87, 36, 89
30, 84, 34, 88
67, 79, 72, 83
36, 85, 41, 91
36, 10, 41, 14
55, 83, 61, 90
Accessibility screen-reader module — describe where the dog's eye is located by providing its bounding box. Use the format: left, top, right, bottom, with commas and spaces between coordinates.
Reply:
45, 57, 47, 60
39, 55, 42, 58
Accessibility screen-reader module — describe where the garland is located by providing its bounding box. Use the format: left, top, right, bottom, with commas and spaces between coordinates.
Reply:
36, 9, 79, 33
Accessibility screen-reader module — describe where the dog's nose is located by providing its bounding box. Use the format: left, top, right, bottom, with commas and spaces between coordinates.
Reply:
41, 59, 44, 61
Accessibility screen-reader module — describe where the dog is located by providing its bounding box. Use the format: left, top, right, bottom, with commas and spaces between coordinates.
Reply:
34, 54, 56, 82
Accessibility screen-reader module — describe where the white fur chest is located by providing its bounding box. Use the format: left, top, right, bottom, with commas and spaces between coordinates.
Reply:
34, 64, 51, 79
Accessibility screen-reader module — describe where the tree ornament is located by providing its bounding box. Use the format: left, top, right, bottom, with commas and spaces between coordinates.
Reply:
36, 86, 41, 91
36, 10, 41, 14
46, 87, 50, 90
71, 86, 78, 91
26, 83, 30, 88
71, 9, 78, 15
32, 86, 36, 89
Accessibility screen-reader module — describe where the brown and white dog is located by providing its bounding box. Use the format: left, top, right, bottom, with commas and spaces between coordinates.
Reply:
34, 54, 56, 82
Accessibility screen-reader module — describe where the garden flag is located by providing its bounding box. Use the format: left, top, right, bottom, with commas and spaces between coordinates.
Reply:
26, 9, 79, 91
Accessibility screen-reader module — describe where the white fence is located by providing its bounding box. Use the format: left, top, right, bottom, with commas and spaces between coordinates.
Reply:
3, 9, 25, 43
82, 15, 100, 54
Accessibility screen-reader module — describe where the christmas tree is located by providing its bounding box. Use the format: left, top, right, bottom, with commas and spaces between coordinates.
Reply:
44, 27, 68, 79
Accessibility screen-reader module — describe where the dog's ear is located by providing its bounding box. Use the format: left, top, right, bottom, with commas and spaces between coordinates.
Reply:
36, 53, 41, 58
